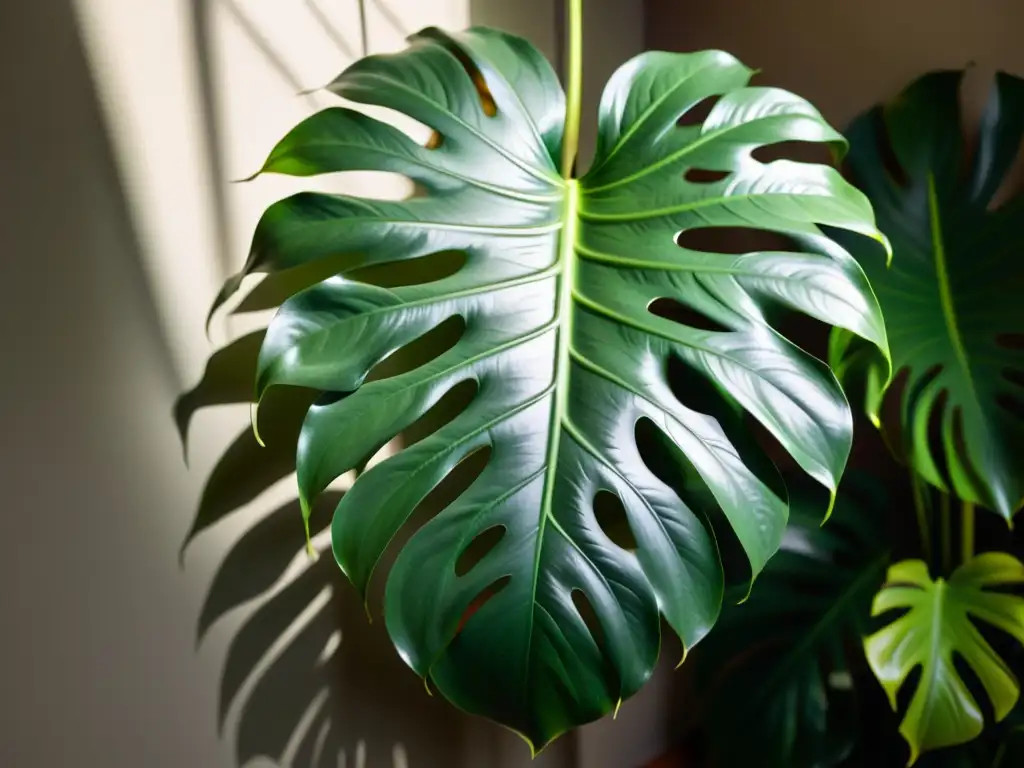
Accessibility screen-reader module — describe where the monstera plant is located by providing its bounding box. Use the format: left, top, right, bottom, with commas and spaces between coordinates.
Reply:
695, 68, 1024, 767
181, 0, 898, 755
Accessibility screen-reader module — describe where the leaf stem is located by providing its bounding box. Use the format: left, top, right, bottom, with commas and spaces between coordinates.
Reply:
940, 491, 951, 575
962, 500, 975, 564
910, 471, 933, 567
560, 0, 583, 179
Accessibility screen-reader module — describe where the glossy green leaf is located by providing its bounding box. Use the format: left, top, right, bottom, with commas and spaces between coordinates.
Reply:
837, 70, 1024, 519
697, 473, 889, 768
865, 553, 1024, 764
217, 26, 889, 748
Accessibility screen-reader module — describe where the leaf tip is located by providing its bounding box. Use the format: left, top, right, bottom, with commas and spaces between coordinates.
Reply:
515, 731, 538, 760
822, 488, 837, 525
173, 398, 192, 466
613, 698, 623, 720
231, 170, 261, 184
250, 401, 266, 448
736, 578, 756, 605
675, 645, 689, 669
878, 231, 894, 267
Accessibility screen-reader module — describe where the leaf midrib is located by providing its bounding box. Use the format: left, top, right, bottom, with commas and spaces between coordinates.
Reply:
918, 578, 949, 746
927, 173, 981, 410
524, 179, 580, 707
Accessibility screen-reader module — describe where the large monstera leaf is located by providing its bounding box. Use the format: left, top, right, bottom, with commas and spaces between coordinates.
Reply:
216, 27, 889, 748
837, 70, 1024, 519
866, 554, 1024, 764
696, 474, 889, 768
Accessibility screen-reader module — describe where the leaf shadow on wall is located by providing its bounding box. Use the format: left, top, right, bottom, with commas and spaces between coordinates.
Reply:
177, 341, 464, 768
177, 3, 475, 766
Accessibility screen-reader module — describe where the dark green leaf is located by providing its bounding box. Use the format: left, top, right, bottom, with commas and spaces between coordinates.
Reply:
866, 553, 1024, 763
837, 70, 1024, 519
697, 473, 888, 768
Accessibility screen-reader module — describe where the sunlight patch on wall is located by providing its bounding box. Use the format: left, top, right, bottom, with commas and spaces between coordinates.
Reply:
72, 0, 470, 383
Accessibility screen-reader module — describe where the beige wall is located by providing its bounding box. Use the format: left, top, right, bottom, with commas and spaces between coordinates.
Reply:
646, 0, 1024, 132
0, 1, 647, 768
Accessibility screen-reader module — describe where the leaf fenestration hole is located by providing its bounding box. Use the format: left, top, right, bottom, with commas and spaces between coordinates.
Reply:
425, 130, 444, 150
634, 416, 755, 589
593, 491, 637, 551
445, 44, 497, 117
950, 406, 989, 499
927, 389, 952, 488
996, 333, 1024, 351
663, 356, 788, 496
684, 168, 730, 184
403, 378, 479, 446
751, 140, 834, 166
348, 249, 466, 288
649, 297, 730, 333
986, 129, 1024, 211
570, 589, 622, 706
996, 394, 1024, 421
893, 664, 922, 720
376, 445, 494, 602
455, 525, 506, 577
760, 297, 833, 360
899, 364, 944, 463
571, 589, 608, 653
953, 650, 996, 724
676, 226, 803, 256
880, 367, 911, 448
455, 575, 511, 636
1002, 368, 1024, 389
677, 95, 721, 127
367, 315, 467, 383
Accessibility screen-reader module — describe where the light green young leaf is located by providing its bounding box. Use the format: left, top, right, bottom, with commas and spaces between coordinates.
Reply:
866, 553, 1024, 764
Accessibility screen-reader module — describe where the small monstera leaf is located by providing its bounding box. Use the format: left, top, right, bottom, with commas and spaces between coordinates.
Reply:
865, 554, 1024, 764
697, 474, 889, 768
217, 26, 889, 748
836, 70, 1024, 519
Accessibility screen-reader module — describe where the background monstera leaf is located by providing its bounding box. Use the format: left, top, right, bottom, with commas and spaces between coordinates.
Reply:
866, 554, 1024, 763
696, 473, 889, 768
214, 26, 890, 748
836, 70, 1024, 519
